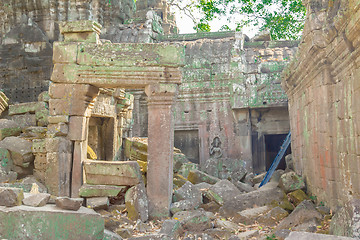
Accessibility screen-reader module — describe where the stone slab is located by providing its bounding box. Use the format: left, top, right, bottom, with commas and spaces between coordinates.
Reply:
284, 231, 356, 240
0, 205, 104, 240
9, 102, 46, 116
84, 160, 142, 186
79, 184, 127, 197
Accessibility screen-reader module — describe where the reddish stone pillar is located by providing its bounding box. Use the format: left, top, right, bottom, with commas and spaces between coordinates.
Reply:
145, 83, 178, 219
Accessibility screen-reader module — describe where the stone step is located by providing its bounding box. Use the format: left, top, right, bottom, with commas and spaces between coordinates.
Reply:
83, 160, 142, 186
0, 205, 104, 240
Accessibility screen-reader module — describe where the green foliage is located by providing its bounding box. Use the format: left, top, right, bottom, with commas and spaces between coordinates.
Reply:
266, 234, 278, 240
191, 0, 306, 40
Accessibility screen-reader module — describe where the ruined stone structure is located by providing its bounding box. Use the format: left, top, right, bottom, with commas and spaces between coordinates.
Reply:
48, 20, 183, 219
0, 0, 176, 103
134, 32, 298, 173
282, 0, 360, 209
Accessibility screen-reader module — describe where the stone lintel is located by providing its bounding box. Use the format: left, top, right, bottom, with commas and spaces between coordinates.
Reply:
51, 64, 182, 88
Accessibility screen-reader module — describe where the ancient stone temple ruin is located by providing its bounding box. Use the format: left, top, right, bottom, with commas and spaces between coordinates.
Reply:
0, 0, 359, 239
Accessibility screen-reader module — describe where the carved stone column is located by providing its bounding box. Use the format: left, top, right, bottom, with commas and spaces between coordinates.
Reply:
145, 83, 178, 219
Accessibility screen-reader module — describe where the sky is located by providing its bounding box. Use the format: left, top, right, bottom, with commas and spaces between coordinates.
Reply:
173, 7, 258, 38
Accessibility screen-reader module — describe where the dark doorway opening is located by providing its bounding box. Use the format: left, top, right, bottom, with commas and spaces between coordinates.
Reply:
264, 134, 291, 170
174, 130, 200, 164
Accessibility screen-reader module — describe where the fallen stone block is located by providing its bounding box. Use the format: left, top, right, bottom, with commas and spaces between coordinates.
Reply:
219, 185, 284, 217
330, 199, 360, 238
214, 218, 239, 232
9, 102, 46, 116
56, 197, 83, 211
86, 197, 109, 210
79, 184, 127, 197
128, 234, 170, 240
188, 169, 220, 185
232, 181, 254, 193
257, 206, 289, 226
125, 183, 148, 222
178, 163, 199, 178
103, 229, 123, 240
278, 171, 305, 193
172, 209, 213, 232
0, 119, 21, 140
170, 200, 200, 214
0, 136, 34, 168
8, 114, 37, 128
284, 231, 355, 240
0, 187, 24, 207
235, 230, 259, 239
204, 229, 233, 239
159, 219, 182, 239
173, 181, 202, 207
288, 189, 309, 206
276, 200, 322, 231
20, 176, 48, 193
115, 228, 132, 239
233, 205, 271, 224
84, 160, 142, 186
0, 205, 104, 240
22, 193, 50, 207
209, 179, 242, 203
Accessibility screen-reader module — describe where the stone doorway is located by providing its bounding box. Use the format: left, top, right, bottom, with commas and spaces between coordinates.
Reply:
174, 130, 200, 164
264, 134, 291, 171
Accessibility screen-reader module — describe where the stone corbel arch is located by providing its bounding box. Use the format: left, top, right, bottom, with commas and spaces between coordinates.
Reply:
47, 20, 184, 218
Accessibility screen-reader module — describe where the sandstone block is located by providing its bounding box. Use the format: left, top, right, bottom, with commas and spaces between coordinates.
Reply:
288, 189, 309, 206
86, 197, 109, 210
0, 148, 13, 173
330, 199, 360, 238
68, 116, 87, 140
125, 183, 148, 222
48, 115, 69, 124
56, 197, 83, 211
285, 231, 355, 240
278, 171, 306, 193
22, 193, 51, 207
219, 184, 284, 217
0, 136, 34, 167
0, 187, 24, 207
276, 200, 322, 231
9, 102, 46, 116
188, 169, 220, 185
209, 179, 242, 203
84, 160, 142, 186
0, 205, 104, 240
257, 206, 289, 226
233, 206, 271, 224
159, 220, 182, 238
104, 229, 123, 240
173, 181, 202, 204
79, 184, 127, 198
0, 119, 21, 140
172, 209, 213, 232
8, 114, 37, 128
47, 123, 69, 137
214, 219, 239, 232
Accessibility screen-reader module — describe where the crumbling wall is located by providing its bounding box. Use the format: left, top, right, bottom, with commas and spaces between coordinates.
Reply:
154, 32, 298, 171
0, 0, 167, 103
282, 0, 360, 209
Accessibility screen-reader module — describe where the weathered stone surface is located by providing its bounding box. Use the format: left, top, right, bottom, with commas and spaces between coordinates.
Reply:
219, 184, 284, 217
214, 218, 239, 232
0, 119, 21, 140
235, 230, 259, 239
188, 170, 220, 185
86, 197, 109, 210
232, 181, 254, 193
0, 136, 34, 168
284, 231, 355, 240
20, 176, 48, 193
8, 114, 37, 128
0, 205, 104, 240
55, 197, 83, 211
202, 157, 247, 182
0, 148, 16, 183
278, 171, 305, 193
115, 228, 132, 239
103, 229, 123, 240
172, 209, 213, 232
330, 199, 360, 238
288, 189, 309, 206
204, 229, 233, 239
276, 200, 322, 231
209, 180, 242, 203
79, 184, 128, 198
125, 183, 148, 222
84, 160, 142, 186
233, 206, 271, 224
257, 206, 289, 226
0, 187, 24, 207
128, 234, 170, 240
252, 172, 266, 185
9, 102, 46, 116
22, 193, 50, 207
178, 163, 198, 178
159, 220, 182, 238
173, 181, 202, 207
